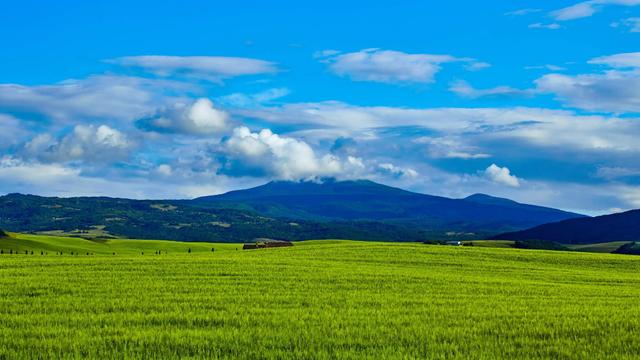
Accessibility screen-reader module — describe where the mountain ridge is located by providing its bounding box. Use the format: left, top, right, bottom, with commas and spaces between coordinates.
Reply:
0, 179, 586, 242
493, 209, 640, 244
190, 179, 584, 233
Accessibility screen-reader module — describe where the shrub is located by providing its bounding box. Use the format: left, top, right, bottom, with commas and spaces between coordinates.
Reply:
513, 240, 568, 251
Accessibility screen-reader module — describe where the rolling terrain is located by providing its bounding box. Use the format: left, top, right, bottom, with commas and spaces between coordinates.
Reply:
1, 234, 639, 359
494, 209, 640, 244
0, 180, 584, 242
0, 193, 428, 242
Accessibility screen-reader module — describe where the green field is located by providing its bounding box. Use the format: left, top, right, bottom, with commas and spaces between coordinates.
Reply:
1, 234, 640, 359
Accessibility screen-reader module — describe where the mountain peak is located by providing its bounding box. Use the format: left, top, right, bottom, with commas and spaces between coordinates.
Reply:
464, 193, 519, 206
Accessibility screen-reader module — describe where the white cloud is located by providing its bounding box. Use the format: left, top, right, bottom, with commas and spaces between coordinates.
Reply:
596, 166, 640, 179
505, 8, 542, 16
465, 62, 491, 71
535, 70, 640, 113
156, 164, 173, 176
551, 0, 640, 21
449, 80, 532, 98
137, 98, 229, 135
528, 23, 562, 30
0, 156, 250, 199
484, 164, 521, 187
322, 49, 483, 84
217, 88, 290, 108
109, 55, 278, 82
0, 75, 185, 124
235, 101, 640, 156
0, 114, 31, 148
611, 17, 640, 32
589, 52, 640, 68
524, 52, 640, 114
220, 126, 346, 180
414, 136, 491, 159
525, 64, 566, 71
377, 163, 418, 179
313, 49, 341, 59
22, 124, 132, 163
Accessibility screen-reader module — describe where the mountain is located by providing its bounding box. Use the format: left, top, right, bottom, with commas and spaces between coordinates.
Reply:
0, 229, 7, 238
190, 179, 584, 236
493, 209, 640, 244
0, 193, 429, 242
0, 180, 584, 242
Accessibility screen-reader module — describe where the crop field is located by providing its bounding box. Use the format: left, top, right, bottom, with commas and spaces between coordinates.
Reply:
1, 234, 640, 359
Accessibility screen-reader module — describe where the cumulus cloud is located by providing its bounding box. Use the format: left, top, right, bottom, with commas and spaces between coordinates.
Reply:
219, 126, 349, 179
137, 98, 230, 135
22, 124, 132, 163
321, 48, 484, 84
484, 164, 520, 187
0, 75, 185, 124
551, 0, 640, 21
0, 114, 31, 148
0, 156, 252, 199
377, 163, 418, 179
109, 55, 278, 82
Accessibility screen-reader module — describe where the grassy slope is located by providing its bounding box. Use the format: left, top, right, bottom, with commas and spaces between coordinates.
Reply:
1, 234, 640, 359
0, 233, 240, 254
567, 241, 632, 253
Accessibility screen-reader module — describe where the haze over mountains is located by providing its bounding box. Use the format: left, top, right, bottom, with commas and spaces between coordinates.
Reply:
0, 179, 584, 242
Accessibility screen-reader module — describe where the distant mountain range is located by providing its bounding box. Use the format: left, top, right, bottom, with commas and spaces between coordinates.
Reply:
493, 209, 640, 244
0, 179, 585, 242
191, 179, 583, 234
0, 179, 582, 242
0, 193, 428, 242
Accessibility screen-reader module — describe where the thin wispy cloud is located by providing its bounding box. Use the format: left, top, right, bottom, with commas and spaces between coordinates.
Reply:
551, 0, 640, 21
611, 17, 640, 32
108, 55, 279, 82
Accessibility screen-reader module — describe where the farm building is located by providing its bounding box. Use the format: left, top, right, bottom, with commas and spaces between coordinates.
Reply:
243, 240, 293, 250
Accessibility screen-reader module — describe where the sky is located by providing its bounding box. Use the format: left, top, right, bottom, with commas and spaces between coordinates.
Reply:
1, 0, 640, 214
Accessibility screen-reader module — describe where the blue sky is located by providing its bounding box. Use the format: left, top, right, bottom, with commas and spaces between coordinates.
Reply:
1, 0, 640, 214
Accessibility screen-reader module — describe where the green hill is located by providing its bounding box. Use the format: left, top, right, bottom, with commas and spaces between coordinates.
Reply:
0, 193, 429, 242
0, 233, 240, 255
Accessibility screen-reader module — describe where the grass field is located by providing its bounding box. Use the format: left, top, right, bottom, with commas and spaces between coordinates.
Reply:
1, 234, 640, 359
